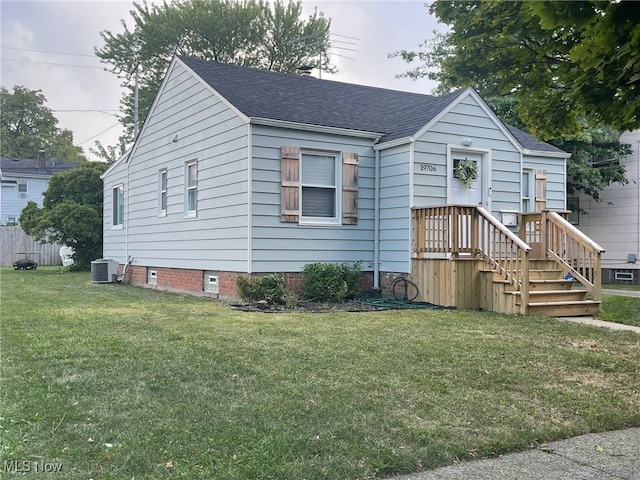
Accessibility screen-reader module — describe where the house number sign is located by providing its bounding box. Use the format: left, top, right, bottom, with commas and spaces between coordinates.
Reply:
418, 163, 437, 173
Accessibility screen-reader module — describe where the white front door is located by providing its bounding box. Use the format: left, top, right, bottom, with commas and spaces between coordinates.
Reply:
451, 151, 484, 206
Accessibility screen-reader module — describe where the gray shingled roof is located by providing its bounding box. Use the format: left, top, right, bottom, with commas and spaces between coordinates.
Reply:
1, 157, 81, 176
178, 55, 564, 153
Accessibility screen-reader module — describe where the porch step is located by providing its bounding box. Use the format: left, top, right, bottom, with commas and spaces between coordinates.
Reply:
493, 270, 564, 283
505, 279, 575, 292
515, 289, 588, 305
492, 266, 601, 317
526, 300, 602, 317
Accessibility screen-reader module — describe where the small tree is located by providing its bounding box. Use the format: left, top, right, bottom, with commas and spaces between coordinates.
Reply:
19, 162, 108, 270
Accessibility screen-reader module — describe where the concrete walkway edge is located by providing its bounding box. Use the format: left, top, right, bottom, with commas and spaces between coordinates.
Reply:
387, 427, 640, 479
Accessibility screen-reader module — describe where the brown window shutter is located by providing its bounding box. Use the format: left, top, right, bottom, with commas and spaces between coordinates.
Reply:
281, 147, 300, 222
342, 152, 358, 225
535, 169, 547, 212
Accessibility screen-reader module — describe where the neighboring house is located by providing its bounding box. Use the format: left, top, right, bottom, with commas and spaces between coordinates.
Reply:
571, 130, 640, 285
0, 153, 80, 226
102, 55, 574, 302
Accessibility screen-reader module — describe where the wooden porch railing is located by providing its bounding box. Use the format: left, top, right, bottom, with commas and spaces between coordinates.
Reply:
521, 211, 605, 301
412, 205, 531, 314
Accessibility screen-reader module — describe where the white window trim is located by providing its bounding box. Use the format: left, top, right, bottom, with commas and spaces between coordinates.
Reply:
158, 168, 167, 217
184, 160, 197, 218
112, 184, 124, 230
522, 168, 534, 213
298, 149, 341, 226
18, 180, 28, 194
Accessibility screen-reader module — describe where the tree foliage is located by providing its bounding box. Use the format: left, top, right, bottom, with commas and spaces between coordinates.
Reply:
95, 0, 333, 139
0, 85, 86, 161
19, 162, 108, 270
394, 0, 639, 138
391, 0, 634, 201
90, 138, 129, 164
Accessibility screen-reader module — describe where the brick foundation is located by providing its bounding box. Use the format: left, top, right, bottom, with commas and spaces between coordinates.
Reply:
602, 268, 639, 285
120, 265, 375, 300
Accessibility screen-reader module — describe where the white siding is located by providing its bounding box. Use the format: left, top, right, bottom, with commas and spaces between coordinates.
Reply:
105, 61, 250, 271
576, 130, 640, 271
102, 159, 128, 263
250, 125, 376, 272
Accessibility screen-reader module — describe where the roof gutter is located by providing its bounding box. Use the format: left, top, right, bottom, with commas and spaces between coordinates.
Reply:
373, 136, 413, 151
250, 117, 383, 141
522, 148, 572, 159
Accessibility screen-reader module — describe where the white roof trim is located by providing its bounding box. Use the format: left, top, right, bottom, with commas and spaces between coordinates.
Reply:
177, 56, 249, 124
101, 147, 132, 179
523, 148, 572, 159
411, 88, 529, 155
250, 117, 383, 140
373, 136, 413, 151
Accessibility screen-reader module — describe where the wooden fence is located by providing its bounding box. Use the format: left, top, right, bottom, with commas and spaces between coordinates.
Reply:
0, 226, 63, 266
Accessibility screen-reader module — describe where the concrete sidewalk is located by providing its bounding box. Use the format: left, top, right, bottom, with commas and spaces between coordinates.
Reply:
603, 288, 640, 298
387, 427, 640, 480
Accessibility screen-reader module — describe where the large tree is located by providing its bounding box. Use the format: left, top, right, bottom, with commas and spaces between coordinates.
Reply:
19, 162, 108, 270
391, 0, 634, 200
96, 0, 333, 139
0, 85, 86, 161
394, 0, 639, 138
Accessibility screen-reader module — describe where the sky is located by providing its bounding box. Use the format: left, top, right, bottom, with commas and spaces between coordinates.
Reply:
1, 0, 443, 161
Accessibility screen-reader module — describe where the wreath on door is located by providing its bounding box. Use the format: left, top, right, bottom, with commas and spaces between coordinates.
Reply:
454, 158, 478, 188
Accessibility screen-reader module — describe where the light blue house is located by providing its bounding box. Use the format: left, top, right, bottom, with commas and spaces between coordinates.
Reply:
0, 154, 80, 226
103, 55, 597, 313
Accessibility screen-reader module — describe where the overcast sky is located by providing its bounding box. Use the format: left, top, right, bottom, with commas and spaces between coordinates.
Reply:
1, 0, 443, 161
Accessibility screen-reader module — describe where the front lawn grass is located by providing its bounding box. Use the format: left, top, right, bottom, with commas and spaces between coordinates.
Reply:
2, 267, 639, 479
599, 294, 640, 327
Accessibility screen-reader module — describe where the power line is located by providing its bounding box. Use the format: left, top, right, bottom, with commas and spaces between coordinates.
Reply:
1, 46, 96, 57
2, 58, 105, 70
53, 109, 120, 117
77, 122, 123, 146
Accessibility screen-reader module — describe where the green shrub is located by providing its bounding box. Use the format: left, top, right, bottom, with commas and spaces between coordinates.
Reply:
302, 261, 361, 302
236, 273, 291, 305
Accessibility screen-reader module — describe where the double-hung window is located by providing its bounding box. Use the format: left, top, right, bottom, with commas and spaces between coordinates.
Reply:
159, 169, 167, 216
280, 147, 358, 225
185, 161, 197, 217
301, 151, 339, 223
112, 184, 124, 228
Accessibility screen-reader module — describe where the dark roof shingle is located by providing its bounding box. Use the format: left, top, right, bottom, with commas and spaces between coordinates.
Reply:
1, 157, 81, 176
178, 55, 564, 152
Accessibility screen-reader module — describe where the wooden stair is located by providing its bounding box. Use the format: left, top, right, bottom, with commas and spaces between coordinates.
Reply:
497, 268, 602, 317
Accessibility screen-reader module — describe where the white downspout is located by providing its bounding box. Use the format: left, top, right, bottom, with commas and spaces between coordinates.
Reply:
374, 149, 381, 289
247, 123, 253, 274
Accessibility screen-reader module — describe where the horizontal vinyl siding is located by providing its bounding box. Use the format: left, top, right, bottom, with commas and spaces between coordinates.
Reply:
522, 154, 565, 210
119, 61, 249, 271
102, 161, 128, 263
379, 144, 411, 273
576, 130, 640, 269
250, 125, 376, 272
0, 176, 48, 224
417, 95, 527, 216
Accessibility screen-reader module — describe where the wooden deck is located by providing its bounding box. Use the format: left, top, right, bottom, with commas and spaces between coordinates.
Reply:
411, 206, 604, 317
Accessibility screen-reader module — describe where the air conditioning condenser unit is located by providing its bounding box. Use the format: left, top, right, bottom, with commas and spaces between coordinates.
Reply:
91, 259, 119, 283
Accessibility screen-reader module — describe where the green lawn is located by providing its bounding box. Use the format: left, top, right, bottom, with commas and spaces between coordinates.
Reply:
2, 268, 639, 479
600, 294, 640, 327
